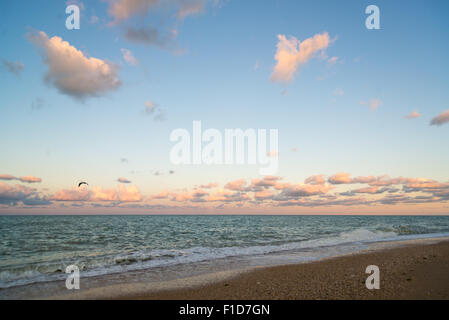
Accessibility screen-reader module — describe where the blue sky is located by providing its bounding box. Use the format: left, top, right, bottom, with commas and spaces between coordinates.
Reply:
1, 0, 449, 214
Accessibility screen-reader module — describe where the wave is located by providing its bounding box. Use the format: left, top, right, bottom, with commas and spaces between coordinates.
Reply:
2, 228, 448, 289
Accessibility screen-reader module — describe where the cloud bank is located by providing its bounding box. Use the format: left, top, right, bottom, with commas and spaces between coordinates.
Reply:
51, 184, 142, 203
2, 172, 449, 211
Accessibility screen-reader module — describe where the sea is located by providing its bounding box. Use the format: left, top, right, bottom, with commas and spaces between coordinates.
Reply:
1, 215, 449, 296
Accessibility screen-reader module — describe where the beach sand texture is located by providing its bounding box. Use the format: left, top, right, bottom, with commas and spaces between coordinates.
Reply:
128, 239, 449, 300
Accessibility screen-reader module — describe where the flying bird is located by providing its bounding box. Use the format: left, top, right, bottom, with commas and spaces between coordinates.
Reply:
78, 182, 88, 188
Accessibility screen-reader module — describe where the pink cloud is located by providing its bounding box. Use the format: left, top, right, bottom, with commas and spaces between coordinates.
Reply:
108, 0, 207, 23
266, 150, 279, 158
28, 31, 121, 99
0, 182, 49, 206
0, 174, 16, 181
430, 109, 449, 126
327, 56, 338, 65
51, 184, 142, 203
177, 0, 206, 19
404, 110, 421, 119
108, 0, 158, 23
117, 177, 131, 183
279, 184, 333, 198
120, 48, 138, 66
91, 186, 119, 202
206, 190, 250, 202
352, 186, 382, 194
51, 187, 90, 201
171, 189, 208, 202
0, 174, 42, 183
0, 182, 35, 197
3, 172, 449, 211
198, 182, 218, 189
352, 176, 377, 184
254, 189, 274, 200
250, 176, 282, 189
225, 179, 248, 191
360, 98, 383, 111
118, 184, 143, 202
271, 32, 331, 83
273, 182, 292, 190
305, 174, 326, 185
328, 172, 352, 184
19, 176, 42, 183
151, 190, 170, 199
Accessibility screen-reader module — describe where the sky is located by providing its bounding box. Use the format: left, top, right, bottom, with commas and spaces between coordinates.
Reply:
1, 0, 449, 214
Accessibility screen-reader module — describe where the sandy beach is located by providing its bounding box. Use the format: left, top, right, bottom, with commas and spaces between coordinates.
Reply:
3, 236, 448, 300
127, 238, 449, 300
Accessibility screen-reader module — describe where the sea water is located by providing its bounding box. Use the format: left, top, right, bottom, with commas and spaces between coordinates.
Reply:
1, 215, 449, 291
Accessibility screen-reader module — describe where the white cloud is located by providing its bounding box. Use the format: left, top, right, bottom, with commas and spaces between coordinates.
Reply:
120, 48, 138, 65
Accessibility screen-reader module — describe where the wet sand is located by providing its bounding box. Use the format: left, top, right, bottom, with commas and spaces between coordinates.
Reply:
129, 239, 449, 300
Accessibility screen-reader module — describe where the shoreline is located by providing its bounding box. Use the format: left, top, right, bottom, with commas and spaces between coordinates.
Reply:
39, 236, 449, 300
129, 237, 449, 300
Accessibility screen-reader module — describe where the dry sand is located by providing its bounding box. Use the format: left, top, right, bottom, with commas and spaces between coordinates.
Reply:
128, 239, 449, 300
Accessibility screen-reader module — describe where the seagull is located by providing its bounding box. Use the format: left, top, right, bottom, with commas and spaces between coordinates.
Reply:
78, 182, 88, 188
